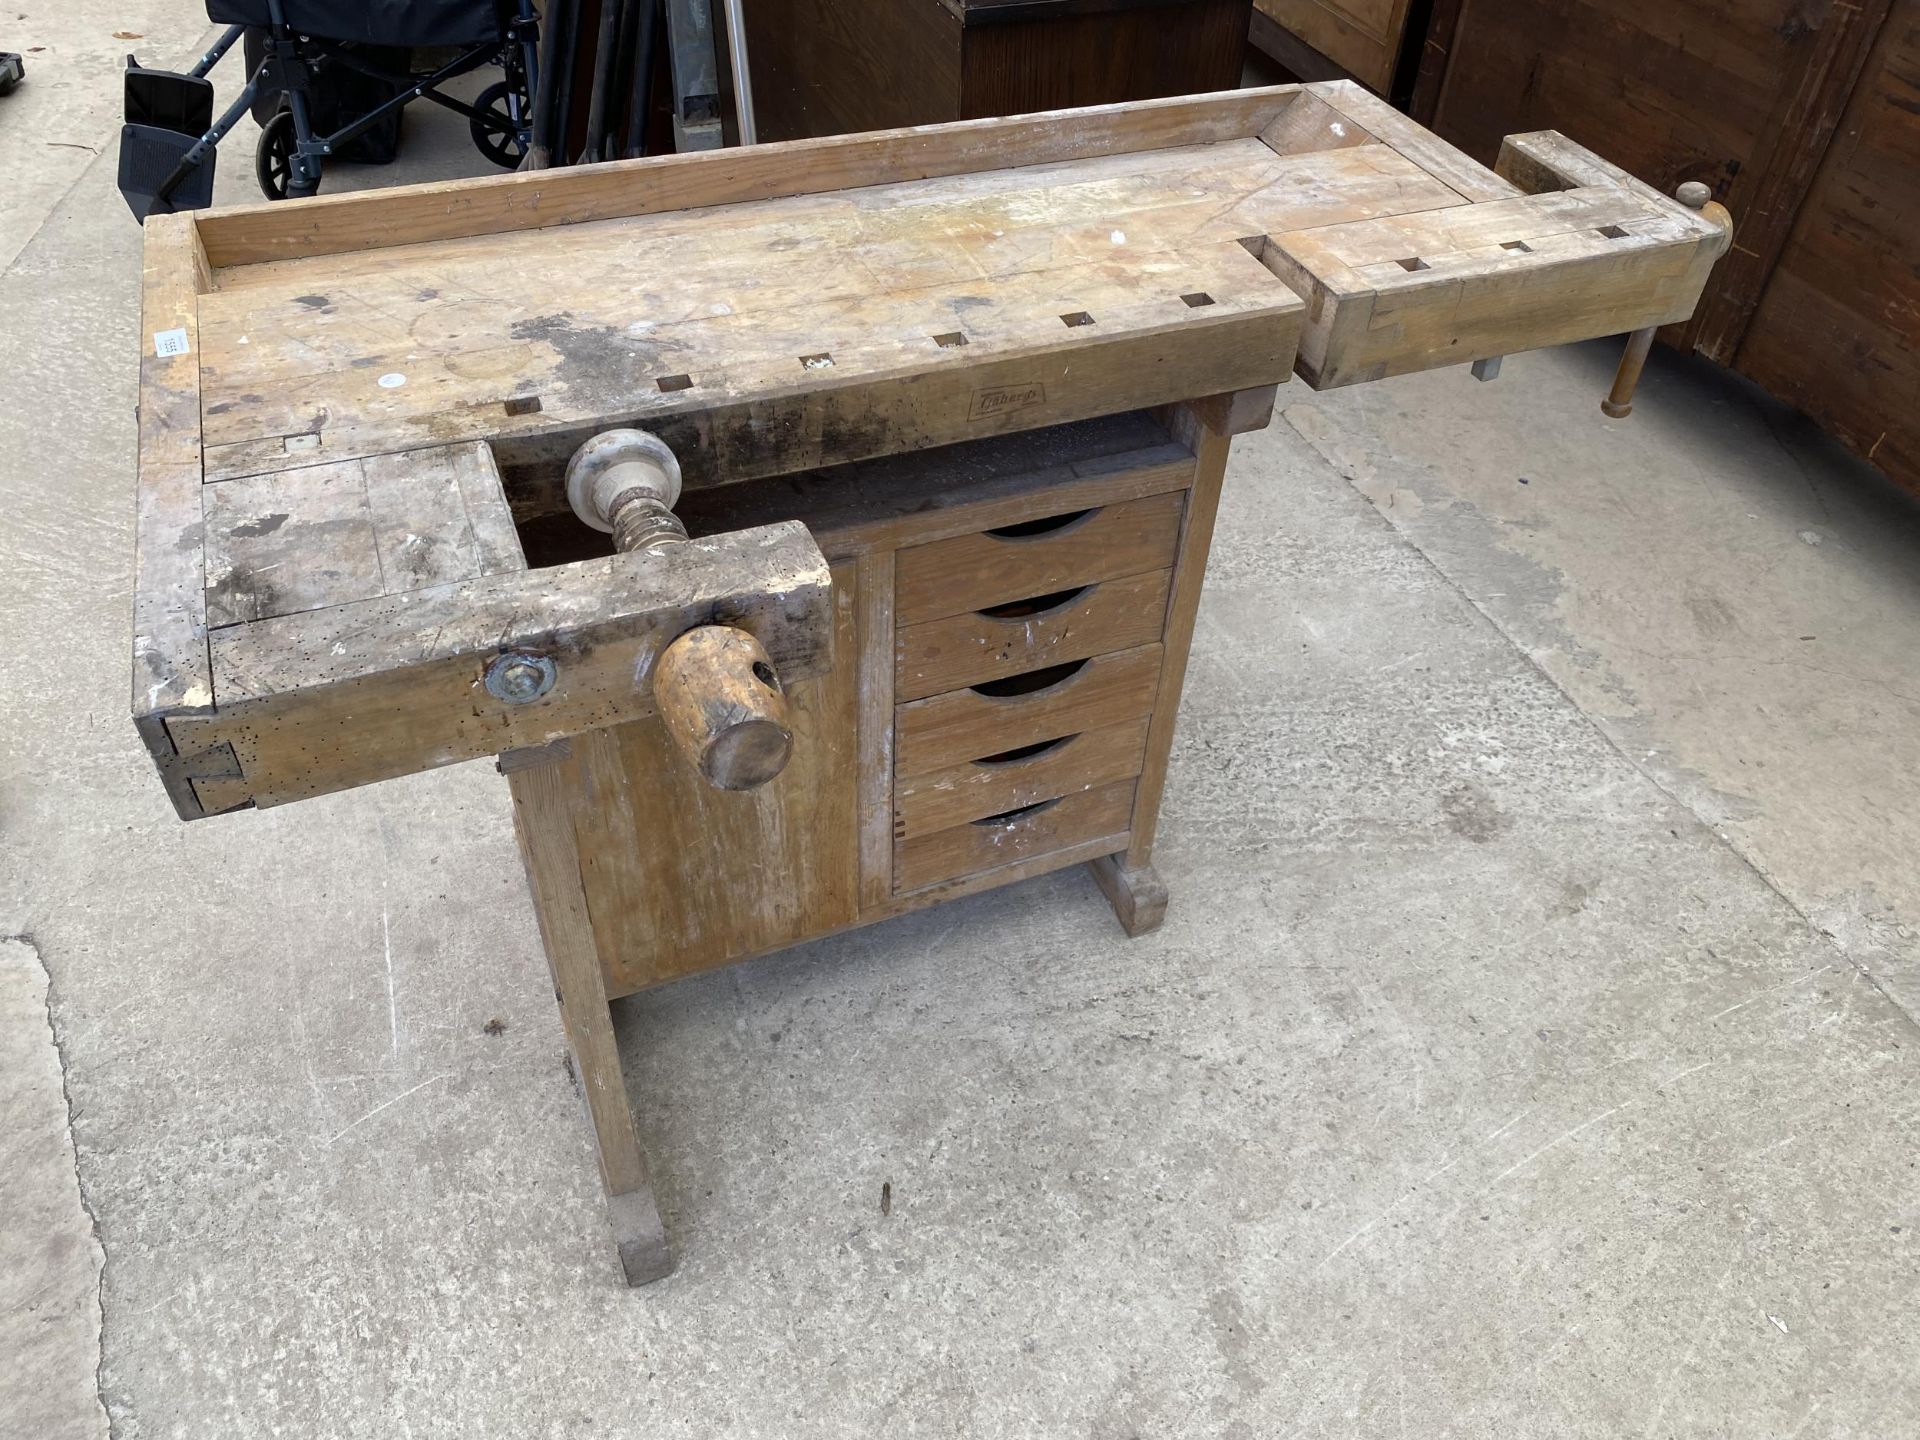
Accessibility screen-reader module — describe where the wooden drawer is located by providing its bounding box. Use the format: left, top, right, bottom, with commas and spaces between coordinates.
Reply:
894, 716, 1150, 841
894, 778, 1138, 894
894, 490, 1184, 625
895, 568, 1172, 702
894, 643, 1163, 779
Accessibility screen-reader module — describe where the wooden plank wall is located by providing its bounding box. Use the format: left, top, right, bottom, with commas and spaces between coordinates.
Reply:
1734, 0, 1920, 492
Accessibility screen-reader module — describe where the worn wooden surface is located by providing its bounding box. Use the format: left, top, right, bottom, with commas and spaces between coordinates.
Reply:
895, 643, 1164, 780
895, 568, 1172, 702
652, 625, 795, 791
508, 756, 673, 1283
203, 442, 524, 627
1088, 853, 1170, 937
171, 521, 833, 813
895, 716, 1151, 840
894, 490, 1183, 626
569, 564, 861, 998
529, 431, 1193, 996
1120, 404, 1226, 875
128, 92, 1737, 1283
1264, 127, 1728, 387
896, 777, 1139, 894
132, 214, 214, 817
169, 83, 1728, 505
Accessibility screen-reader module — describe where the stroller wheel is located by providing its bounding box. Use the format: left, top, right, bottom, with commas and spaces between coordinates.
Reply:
470, 79, 530, 169
256, 108, 320, 200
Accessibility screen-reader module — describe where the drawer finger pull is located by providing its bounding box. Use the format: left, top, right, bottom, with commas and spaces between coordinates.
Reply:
977, 584, 1093, 621
971, 797, 1062, 828
984, 508, 1098, 540
972, 733, 1079, 768
970, 658, 1087, 699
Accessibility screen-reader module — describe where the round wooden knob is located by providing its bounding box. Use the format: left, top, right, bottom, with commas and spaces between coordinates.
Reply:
1676, 180, 1712, 209
654, 626, 793, 790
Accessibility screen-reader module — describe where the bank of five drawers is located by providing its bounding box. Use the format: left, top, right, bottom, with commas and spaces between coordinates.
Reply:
891, 489, 1184, 894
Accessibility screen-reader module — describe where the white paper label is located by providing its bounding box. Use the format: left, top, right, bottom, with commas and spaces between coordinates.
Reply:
152, 327, 190, 358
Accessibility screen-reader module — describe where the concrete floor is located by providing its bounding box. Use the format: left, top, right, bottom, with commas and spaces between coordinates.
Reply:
3, 8, 1918, 1436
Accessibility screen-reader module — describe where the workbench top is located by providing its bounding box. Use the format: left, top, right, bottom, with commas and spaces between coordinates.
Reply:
133, 82, 1729, 820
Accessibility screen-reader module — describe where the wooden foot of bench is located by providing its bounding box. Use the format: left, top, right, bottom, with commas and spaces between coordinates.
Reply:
1089, 854, 1168, 937
607, 1189, 674, 1286
509, 756, 675, 1287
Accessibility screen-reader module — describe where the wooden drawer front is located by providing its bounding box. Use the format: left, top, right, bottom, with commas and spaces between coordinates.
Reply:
895, 778, 1138, 894
894, 643, 1163, 779
894, 490, 1184, 626
894, 716, 1150, 841
895, 568, 1172, 702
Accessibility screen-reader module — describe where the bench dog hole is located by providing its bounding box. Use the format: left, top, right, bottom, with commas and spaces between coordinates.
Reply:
657, 374, 694, 392
503, 394, 543, 416
1060, 311, 1095, 327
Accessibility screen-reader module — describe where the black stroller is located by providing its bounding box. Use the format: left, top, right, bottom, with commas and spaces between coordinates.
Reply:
118, 0, 539, 219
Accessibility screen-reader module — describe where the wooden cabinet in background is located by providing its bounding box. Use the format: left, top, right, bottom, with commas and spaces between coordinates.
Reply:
743, 0, 1253, 142
1249, 0, 1415, 93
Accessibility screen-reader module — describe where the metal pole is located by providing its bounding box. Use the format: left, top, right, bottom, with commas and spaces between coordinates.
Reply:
583, 0, 626, 162
620, 0, 660, 158
717, 0, 755, 145
524, 0, 568, 168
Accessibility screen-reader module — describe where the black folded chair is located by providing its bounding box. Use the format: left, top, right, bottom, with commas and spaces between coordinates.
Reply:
117, 0, 539, 221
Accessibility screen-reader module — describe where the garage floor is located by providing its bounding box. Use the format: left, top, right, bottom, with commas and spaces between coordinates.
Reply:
3, 9, 1916, 1437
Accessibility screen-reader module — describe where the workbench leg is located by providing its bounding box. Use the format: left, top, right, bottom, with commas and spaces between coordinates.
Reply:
1089, 403, 1233, 938
508, 758, 674, 1287
1089, 854, 1169, 937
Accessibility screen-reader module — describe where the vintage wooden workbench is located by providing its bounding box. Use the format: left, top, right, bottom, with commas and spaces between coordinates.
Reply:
133, 82, 1729, 1284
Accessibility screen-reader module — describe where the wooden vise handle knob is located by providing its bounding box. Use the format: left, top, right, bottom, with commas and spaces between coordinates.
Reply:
654, 626, 793, 790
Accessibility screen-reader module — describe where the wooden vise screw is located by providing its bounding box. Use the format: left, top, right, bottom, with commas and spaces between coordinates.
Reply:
1602, 181, 1734, 419
565, 430, 795, 790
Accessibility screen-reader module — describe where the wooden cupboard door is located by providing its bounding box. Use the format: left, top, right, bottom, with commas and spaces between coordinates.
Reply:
1254, 0, 1415, 92
573, 564, 861, 997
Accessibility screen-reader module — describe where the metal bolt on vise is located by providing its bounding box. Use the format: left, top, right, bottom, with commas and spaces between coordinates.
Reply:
565, 429, 686, 556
